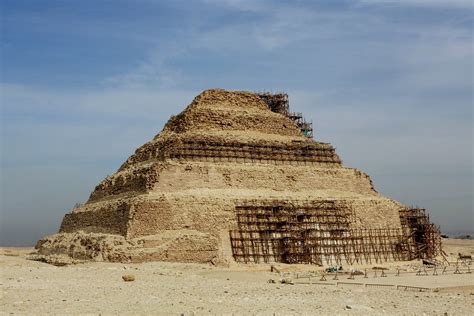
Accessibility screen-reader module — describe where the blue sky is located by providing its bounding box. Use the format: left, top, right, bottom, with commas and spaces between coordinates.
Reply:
1, 0, 473, 245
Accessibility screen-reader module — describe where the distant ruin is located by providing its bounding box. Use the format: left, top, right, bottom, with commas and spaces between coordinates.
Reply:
33, 89, 441, 265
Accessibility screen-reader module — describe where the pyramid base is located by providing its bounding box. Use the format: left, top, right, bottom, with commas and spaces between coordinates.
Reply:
30, 230, 222, 265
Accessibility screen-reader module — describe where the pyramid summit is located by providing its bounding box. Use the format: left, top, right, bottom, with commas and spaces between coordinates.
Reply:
33, 89, 441, 265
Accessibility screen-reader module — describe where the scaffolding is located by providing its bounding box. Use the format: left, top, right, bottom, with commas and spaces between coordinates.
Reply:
168, 140, 341, 166
399, 208, 442, 260
230, 200, 441, 266
257, 93, 314, 138
257, 93, 289, 116
289, 112, 314, 138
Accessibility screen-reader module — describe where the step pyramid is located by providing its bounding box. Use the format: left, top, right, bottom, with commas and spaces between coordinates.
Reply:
33, 89, 441, 265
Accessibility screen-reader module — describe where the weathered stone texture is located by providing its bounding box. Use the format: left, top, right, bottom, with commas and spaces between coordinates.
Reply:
34, 89, 410, 265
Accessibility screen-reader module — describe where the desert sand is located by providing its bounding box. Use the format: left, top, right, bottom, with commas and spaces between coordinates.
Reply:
1, 238, 473, 315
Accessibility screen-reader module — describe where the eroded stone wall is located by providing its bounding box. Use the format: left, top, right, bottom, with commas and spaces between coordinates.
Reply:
60, 203, 130, 236
153, 162, 376, 196
347, 198, 404, 229
126, 196, 238, 239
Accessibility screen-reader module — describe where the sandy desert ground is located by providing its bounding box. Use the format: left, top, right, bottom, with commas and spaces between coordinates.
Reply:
1, 238, 473, 315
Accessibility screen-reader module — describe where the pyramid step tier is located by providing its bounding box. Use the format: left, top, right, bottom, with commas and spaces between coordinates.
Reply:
122, 139, 342, 169
168, 141, 341, 165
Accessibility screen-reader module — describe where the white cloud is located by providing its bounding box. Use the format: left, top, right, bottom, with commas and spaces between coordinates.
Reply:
102, 44, 187, 89
93, 0, 472, 91
357, 0, 473, 9
1, 83, 196, 121
1, 83, 197, 164
201, 0, 267, 12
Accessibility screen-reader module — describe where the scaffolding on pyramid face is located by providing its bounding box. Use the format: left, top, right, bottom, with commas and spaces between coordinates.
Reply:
229, 200, 442, 265
257, 92, 314, 139
399, 208, 442, 260
168, 140, 341, 166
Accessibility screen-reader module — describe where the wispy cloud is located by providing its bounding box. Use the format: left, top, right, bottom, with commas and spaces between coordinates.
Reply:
202, 0, 268, 12
357, 0, 473, 9
102, 45, 187, 89
30, 0, 465, 93
1, 83, 196, 124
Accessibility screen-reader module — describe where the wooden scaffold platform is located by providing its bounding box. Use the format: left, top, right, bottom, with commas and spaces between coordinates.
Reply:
230, 200, 441, 266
